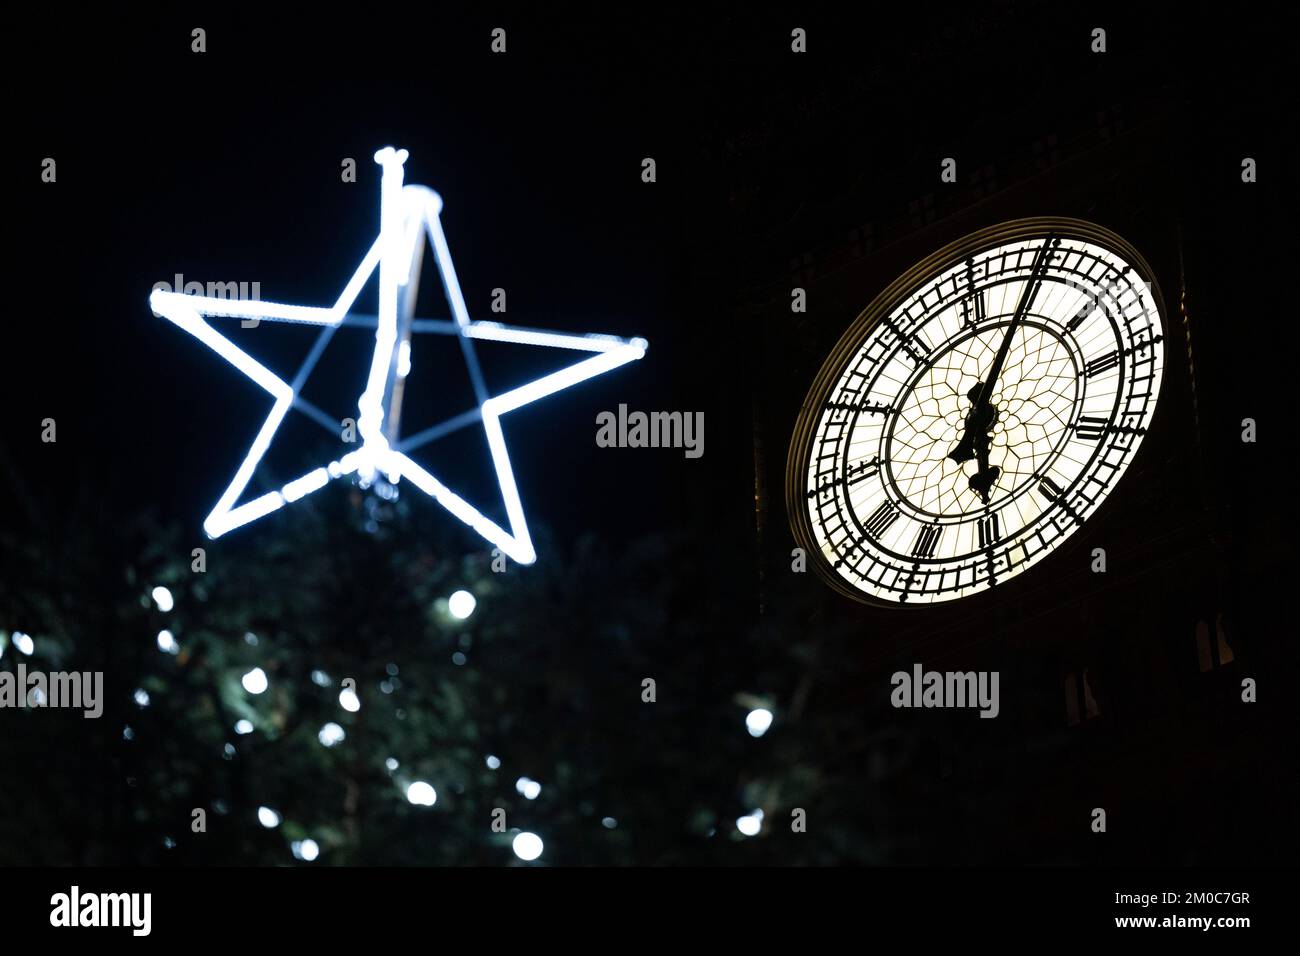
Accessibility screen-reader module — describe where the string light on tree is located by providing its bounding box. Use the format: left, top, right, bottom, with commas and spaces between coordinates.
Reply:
150, 587, 174, 612
406, 781, 437, 806
447, 589, 476, 620
512, 832, 544, 861
736, 809, 764, 836
745, 708, 774, 738
318, 723, 345, 747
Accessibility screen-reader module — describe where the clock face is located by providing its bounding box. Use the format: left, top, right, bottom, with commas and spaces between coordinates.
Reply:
787, 219, 1165, 606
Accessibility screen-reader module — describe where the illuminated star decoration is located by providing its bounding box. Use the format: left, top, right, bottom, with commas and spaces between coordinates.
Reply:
149, 147, 647, 564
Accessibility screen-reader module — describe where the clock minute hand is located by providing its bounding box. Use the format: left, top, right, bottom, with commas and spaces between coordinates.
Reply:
970, 236, 1056, 415
948, 235, 1057, 467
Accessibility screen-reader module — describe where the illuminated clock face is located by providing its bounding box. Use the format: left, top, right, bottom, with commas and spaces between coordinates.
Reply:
789, 220, 1165, 605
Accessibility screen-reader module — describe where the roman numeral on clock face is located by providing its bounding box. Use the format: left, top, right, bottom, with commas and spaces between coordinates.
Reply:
962, 259, 986, 328
1074, 415, 1109, 440
846, 457, 881, 486
1067, 299, 1094, 332
883, 316, 930, 365
826, 401, 892, 415
1085, 351, 1120, 378
977, 513, 1001, 548
911, 524, 942, 559
864, 501, 901, 538
962, 293, 987, 328
1037, 476, 1065, 502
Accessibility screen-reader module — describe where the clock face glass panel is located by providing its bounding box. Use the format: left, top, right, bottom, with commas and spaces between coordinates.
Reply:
799, 227, 1164, 605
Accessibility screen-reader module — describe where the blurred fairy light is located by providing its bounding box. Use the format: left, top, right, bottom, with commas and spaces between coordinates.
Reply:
13, 632, 34, 655
235, 719, 254, 735
745, 708, 774, 738
311, 670, 332, 687
292, 839, 320, 862
512, 832, 544, 862
133, 688, 151, 708
150, 586, 174, 612
485, 755, 501, 770
123, 726, 134, 741
406, 781, 437, 806
385, 757, 399, 771
736, 809, 764, 837
257, 806, 281, 828
157, 630, 179, 654
244, 631, 259, 646
602, 817, 618, 829
339, 687, 361, 712
448, 590, 476, 620
515, 777, 542, 800
242, 667, 269, 695
318, 722, 346, 747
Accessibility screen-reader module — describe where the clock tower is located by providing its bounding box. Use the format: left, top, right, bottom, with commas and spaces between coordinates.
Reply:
702, 11, 1289, 862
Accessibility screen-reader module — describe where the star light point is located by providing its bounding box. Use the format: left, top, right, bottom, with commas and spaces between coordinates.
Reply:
150, 147, 647, 564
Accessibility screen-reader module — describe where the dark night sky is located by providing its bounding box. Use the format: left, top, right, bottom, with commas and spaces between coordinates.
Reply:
8, 3, 1286, 581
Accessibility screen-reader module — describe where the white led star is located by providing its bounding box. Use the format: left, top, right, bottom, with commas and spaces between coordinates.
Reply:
150, 147, 647, 564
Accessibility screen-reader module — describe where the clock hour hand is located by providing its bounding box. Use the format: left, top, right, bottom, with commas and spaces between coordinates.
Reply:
949, 380, 997, 464
967, 432, 1000, 504
949, 380, 1000, 501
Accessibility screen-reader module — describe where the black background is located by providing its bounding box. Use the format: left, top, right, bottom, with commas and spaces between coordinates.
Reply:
3, 0, 1293, 896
